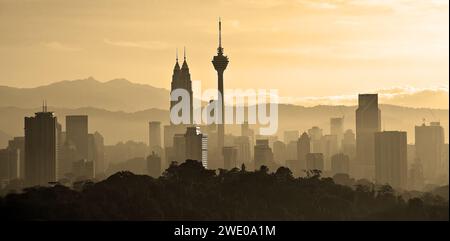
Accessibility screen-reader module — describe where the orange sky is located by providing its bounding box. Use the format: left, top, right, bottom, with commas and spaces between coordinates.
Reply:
0, 0, 448, 108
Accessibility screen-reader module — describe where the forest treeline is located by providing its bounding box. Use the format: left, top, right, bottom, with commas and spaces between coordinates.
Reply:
0, 160, 448, 220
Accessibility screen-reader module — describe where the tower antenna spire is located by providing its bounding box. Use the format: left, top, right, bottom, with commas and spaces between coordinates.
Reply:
176, 48, 178, 62
219, 17, 222, 49
183, 46, 186, 61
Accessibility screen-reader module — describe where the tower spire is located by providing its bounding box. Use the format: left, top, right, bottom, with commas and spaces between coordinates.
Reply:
176, 48, 178, 62
217, 18, 223, 55
183, 46, 186, 61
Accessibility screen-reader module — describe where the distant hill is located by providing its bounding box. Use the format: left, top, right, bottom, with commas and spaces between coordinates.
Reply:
0, 105, 447, 145
0, 77, 170, 112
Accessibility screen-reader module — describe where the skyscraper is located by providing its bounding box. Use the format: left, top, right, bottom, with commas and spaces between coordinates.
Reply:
24, 104, 59, 186
342, 129, 356, 159
88, 131, 105, 176
7, 137, 25, 178
284, 130, 299, 145
356, 94, 381, 179
223, 146, 238, 170
184, 126, 208, 168
149, 121, 162, 154
375, 131, 407, 189
415, 122, 445, 181
330, 117, 344, 150
254, 139, 273, 170
66, 115, 88, 160
297, 132, 311, 171
331, 153, 350, 175
170, 49, 193, 124
147, 151, 161, 178
308, 126, 323, 153
306, 153, 324, 172
273, 140, 286, 165
234, 136, 251, 166
212, 19, 229, 161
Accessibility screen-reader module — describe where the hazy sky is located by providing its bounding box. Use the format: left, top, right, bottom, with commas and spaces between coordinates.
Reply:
0, 0, 448, 107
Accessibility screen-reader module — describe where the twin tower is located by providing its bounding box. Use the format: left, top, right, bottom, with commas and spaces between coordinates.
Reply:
170, 19, 229, 155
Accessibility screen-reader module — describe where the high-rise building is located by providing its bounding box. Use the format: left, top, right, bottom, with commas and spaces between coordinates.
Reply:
72, 159, 94, 180
284, 130, 299, 145
330, 117, 344, 150
234, 136, 251, 166
24, 105, 59, 186
184, 126, 208, 168
356, 94, 381, 179
375, 131, 407, 189
320, 134, 338, 170
308, 126, 323, 153
254, 139, 273, 170
148, 121, 162, 154
297, 132, 311, 171
331, 153, 350, 175
272, 140, 286, 165
173, 134, 186, 164
66, 115, 88, 160
7, 137, 25, 178
212, 19, 229, 161
88, 132, 105, 176
306, 153, 324, 172
147, 151, 161, 178
170, 49, 193, 124
408, 159, 424, 191
286, 141, 298, 161
342, 129, 356, 159
0, 148, 19, 183
223, 146, 238, 170
415, 122, 445, 181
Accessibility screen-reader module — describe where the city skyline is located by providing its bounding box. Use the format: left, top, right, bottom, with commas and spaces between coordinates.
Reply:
0, 0, 448, 109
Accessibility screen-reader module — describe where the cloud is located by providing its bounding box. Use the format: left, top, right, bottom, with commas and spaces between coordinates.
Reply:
104, 39, 169, 50
44, 41, 82, 52
281, 86, 449, 109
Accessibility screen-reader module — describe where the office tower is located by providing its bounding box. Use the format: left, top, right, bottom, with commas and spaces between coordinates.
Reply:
330, 117, 344, 150
223, 146, 238, 170
308, 126, 323, 153
306, 153, 324, 171
273, 140, 286, 165
342, 129, 356, 159
173, 134, 186, 164
88, 132, 105, 176
415, 122, 445, 181
24, 105, 59, 186
212, 19, 229, 160
7, 137, 25, 178
284, 130, 299, 145
255, 135, 278, 149
234, 136, 251, 165
170, 49, 193, 124
254, 139, 273, 170
149, 121, 162, 154
375, 131, 407, 189
331, 153, 350, 175
66, 115, 88, 160
297, 132, 311, 170
72, 159, 94, 180
163, 124, 187, 168
408, 159, 425, 191
320, 135, 338, 170
0, 148, 19, 182
184, 126, 208, 168
147, 152, 161, 178
286, 141, 298, 161
356, 94, 381, 179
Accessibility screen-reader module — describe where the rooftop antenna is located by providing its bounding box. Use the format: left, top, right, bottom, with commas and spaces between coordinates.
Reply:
176, 48, 178, 62
183, 46, 186, 61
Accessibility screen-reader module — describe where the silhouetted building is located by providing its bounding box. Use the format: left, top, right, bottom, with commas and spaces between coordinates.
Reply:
330, 117, 344, 150
415, 122, 445, 181
147, 152, 161, 178
308, 126, 323, 153
306, 153, 324, 171
66, 115, 88, 160
320, 134, 338, 170
72, 159, 94, 180
342, 129, 356, 159
331, 153, 350, 175
356, 94, 381, 179
170, 49, 193, 124
0, 148, 19, 183
173, 134, 186, 164
286, 141, 298, 162
24, 105, 59, 186
284, 130, 299, 145
234, 136, 251, 165
88, 132, 105, 176
149, 121, 162, 155
254, 139, 273, 170
7, 137, 25, 178
297, 132, 311, 171
375, 131, 407, 189
163, 124, 187, 167
185, 126, 208, 168
223, 146, 238, 169
408, 159, 425, 191
273, 140, 286, 165
212, 19, 229, 161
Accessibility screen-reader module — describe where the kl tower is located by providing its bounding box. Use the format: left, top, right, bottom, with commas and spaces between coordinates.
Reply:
212, 18, 229, 162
